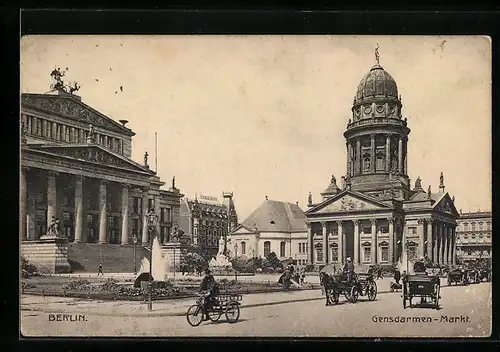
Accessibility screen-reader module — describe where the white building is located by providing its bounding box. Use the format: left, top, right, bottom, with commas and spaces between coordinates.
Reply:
229, 198, 308, 265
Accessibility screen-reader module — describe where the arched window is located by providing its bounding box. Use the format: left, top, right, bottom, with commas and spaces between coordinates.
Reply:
241, 241, 246, 255
471, 222, 476, 231
264, 241, 271, 257
280, 241, 286, 257
363, 157, 370, 171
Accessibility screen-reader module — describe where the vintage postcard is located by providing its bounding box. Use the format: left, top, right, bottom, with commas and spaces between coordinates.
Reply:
20, 35, 492, 338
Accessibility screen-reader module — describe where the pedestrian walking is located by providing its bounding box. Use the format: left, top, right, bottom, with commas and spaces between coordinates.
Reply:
98, 262, 104, 276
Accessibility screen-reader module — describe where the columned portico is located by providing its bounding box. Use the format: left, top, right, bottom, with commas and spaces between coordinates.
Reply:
98, 181, 108, 244
426, 219, 433, 261
121, 185, 129, 245
321, 222, 328, 264
337, 221, 343, 264
370, 218, 377, 264
353, 220, 359, 264
73, 175, 84, 243
46, 171, 58, 228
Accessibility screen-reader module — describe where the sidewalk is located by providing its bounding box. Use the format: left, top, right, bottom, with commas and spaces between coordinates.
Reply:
21, 289, 325, 318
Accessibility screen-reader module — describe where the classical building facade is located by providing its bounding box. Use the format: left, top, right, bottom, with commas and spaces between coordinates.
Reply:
455, 211, 492, 262
304, 54, 460, 269
178, 193, 238, 257
230, 198, 308, 265
20, 90, 183, 271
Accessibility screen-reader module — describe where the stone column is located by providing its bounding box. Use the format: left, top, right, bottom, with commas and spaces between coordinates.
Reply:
20, 168, 27, 240
433, 223, 439, 264
370, 134, 376, 173
346, 143, 350, 177
154, 196, 161, 238
98, 181, 108, 244
385, 134, 391, 172
307, 223, 312, 265
353, 220, 359, 264
452, 227, 457, 265
398, 137, 403, 173
426, 219, 433, 261
321, 222, 328, 264
73, 175, 84, 243
46, 171, 58, 229
388, 218, 394, 263
337, 221, 343, 264
370, 219, 377, 264
104, 135, 109, 149
439, 224, 445, 265
447, 227, 453, 264
51, 122, 57, 140
121, 185, 129, 245
141, 190, 149, 246
404, 139, 408, 174
356, 138, 361, 174
417, 219, 425, 258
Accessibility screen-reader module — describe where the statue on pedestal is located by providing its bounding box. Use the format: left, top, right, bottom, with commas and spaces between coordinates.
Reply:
144, 151, 149, 168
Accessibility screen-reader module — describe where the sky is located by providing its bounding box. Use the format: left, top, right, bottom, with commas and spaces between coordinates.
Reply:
20, 35, 492, 220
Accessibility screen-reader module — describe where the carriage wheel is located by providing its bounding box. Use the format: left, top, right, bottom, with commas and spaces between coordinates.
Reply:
350, 286, 359, 303
186, 304, 204, 327
344, 289, 352, 302
225, 302, 240, 323
208, 307, 222, 322
367, 282, 377, 301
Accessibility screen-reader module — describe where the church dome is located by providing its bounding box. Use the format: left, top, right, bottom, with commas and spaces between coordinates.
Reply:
354, 64, 398, 103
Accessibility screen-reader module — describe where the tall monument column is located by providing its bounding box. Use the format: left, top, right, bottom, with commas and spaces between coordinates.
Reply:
120, 185, 129, 245
398, 137, 403, 173
73, 175, 84, 243
46, 171, 58, 229
385, 134, 391, 172
426, 219, 433, 261
337, 221, 343, 264
306, 223, 313, 265
321, 222, 328, 264
388, 218, 394, 263
353, 220, 359, 264
141, 190, 149, 246
98, 181, 108, 244
370, 219, 377, 264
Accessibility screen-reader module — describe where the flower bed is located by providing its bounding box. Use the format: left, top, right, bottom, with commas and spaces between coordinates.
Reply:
22, 276, 320, 300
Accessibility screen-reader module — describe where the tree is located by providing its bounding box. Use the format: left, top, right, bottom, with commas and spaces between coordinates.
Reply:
265, 252, 283, 270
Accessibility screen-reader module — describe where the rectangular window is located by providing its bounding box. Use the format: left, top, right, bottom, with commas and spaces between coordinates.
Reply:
363, 247, 371, 262
471, 223, 476, 231
36, 118, 42, 135
487, 222, 491, 230
331, 248, 338, 262
132, 197, 141, 215
280, 242, 286, 257
316, 249, 323, 263
408, 227, 417, 235
381, 247, 389, 262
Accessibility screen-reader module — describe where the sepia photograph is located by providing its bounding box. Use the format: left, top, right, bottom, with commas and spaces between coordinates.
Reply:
19, 35, 492, 337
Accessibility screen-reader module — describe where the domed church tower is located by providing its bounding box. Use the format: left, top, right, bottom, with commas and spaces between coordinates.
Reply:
344, 46, 411, 201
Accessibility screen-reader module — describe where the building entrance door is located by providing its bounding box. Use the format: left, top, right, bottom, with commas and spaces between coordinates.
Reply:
344, 221, 354, 261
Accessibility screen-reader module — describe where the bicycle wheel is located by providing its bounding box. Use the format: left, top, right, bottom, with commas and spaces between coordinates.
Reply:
186, 304, 204, 327
208, 307, 222, 322
225, 302, 240, 323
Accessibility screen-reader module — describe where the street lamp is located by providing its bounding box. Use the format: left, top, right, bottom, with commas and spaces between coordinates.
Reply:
146, 209, 158, 312
132, 234, 138, 275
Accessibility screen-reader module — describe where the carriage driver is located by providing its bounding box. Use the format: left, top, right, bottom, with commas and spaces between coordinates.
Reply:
343, 257, 355, 283
199, 269, 219, 313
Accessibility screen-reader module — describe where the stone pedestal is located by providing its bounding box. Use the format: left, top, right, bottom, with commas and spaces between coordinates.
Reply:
21, 238, 71, 274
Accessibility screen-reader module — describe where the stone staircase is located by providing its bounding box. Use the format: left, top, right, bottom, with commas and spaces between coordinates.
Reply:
67, 243, 150, 273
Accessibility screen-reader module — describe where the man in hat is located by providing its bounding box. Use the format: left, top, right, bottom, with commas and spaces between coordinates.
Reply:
343, 257, 355, 283
199, 269, 218, 316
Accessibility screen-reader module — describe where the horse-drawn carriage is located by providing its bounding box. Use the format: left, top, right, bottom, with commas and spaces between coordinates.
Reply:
319, 271, 377, 305
447, 268, 468, 286
402, 273, 441, 310
186, 291, 242, 327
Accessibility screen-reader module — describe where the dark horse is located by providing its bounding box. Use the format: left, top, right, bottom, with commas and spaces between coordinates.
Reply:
319, 272, 340, 306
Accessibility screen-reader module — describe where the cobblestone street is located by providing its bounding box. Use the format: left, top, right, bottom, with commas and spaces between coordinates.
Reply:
21, 281, 491, 338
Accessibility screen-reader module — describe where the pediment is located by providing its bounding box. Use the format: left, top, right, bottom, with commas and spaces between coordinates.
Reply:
231, 225, 256, 234
433, 193, 460, 217
307, 191, 390, 215
21, 94, 132, 136
26, 145, 154, 175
